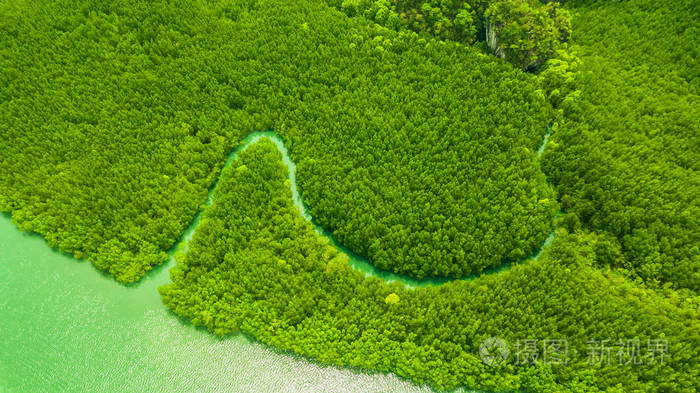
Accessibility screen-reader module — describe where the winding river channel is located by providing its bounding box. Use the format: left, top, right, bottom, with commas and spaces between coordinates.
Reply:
0, 128, 553, 392
215, 131, 555, 287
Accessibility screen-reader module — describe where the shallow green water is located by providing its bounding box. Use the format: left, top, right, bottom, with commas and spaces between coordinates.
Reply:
0, 129, 552, 392
0, 213, 478, 393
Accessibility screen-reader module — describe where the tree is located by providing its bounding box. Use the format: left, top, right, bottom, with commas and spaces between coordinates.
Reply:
485, 0, 571, 70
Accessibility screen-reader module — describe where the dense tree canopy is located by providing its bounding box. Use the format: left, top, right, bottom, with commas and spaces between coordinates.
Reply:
0, 0, 698, 391
160, 140, 699, 392
540, 0, 700, 292
485, 0, 571, 70
327, 0, 572, 69
0, 0, 556, 282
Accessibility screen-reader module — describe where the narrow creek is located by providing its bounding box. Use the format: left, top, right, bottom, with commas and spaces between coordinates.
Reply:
175, 126, 556, 288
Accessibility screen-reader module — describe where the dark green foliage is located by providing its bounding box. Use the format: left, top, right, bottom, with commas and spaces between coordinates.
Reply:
327, 0, 572, 69
541, 0, 700, 291
0, 0, 556, 281
485, 0, 571, 70
161, 140, 699, 392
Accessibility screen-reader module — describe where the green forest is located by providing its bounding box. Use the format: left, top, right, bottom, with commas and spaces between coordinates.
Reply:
161, 140, 699, 392
0, 0, 559, 281
0, 0, 698, 391
541, 0, 700, 292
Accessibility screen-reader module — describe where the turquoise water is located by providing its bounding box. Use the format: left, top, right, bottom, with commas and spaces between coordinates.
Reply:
0, 213, 473, 393
0, 128, 552, 392
537, 124, 552, 157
